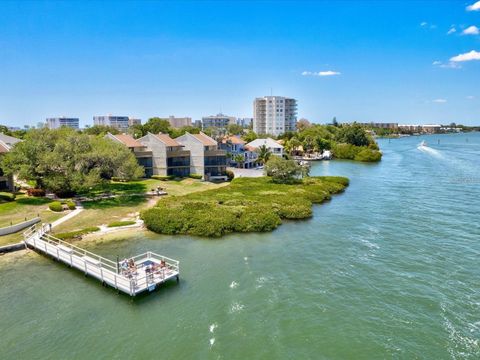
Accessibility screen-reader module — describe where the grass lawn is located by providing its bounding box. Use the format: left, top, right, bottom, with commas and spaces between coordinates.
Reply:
142, 176, 349, 237
52, 178, 228, 235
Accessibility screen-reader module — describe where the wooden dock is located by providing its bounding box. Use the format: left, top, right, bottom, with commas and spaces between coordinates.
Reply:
23, 225, 179, 296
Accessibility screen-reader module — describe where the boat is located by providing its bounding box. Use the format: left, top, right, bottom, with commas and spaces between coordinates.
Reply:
419, 140, 427, 147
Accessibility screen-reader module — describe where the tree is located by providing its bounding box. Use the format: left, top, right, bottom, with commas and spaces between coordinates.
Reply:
336, 123, 371, 147
242, 131, 258, 143
332, 117, 339, 127
296, 118, 312, 131
233, 154, 245, 168
264, 157, 303, 184
83, 125, 119, 136
144, 117, 171, 134
127, 124, 146, 139
256, 145, 272, 165
227, 123, 244, 135
1, 128, 143, 195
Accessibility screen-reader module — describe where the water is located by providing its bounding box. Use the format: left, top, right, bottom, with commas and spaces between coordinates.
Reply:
1, 132, 479, 359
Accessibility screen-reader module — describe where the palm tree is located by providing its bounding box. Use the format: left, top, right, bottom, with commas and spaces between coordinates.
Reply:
233, 154, 245, 168
256, 145, 272, 165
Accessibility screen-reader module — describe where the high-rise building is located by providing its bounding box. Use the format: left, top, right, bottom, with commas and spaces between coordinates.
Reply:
46, 117, 79, 129
253, 96, 297, 136
167, 116, 192, 128
128, 117, 142, 127
202, 113, 236, 129
236, 117, 253, 128
93, 115, 129, 131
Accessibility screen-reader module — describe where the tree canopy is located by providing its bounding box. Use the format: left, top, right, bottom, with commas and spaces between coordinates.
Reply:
264, 156, 305, 184
1, 128, 144, 195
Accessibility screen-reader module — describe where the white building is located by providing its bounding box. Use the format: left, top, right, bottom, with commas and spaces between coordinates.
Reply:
245, 138, 284, 157
236, 117, 253, 128
167, 116, 192, 128
202, 113, 236, 129
93, 115, 130, 131
253, 96, 297, 136
128, 117, 142, 127
46, 117, 79, 129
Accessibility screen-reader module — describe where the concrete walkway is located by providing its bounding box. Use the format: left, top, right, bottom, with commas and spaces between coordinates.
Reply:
50, 206, 84, 229
228, 167, 265, 178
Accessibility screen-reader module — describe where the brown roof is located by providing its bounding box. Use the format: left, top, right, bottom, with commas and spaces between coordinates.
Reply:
113, 134, 143, 148
154, 133, 182, 147
192, 132, 217, 146
244, 145, 255, 152
0, 142, 9, 153
222, 135, 246, 145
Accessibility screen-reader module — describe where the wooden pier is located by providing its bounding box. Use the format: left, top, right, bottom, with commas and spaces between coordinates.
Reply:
23, 225, 179, 296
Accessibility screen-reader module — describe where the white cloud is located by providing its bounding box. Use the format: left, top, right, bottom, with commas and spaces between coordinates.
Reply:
432, 60, 462, 69
432, 60, 442, 65
420, 21, 428, 27
302, 71, 341, 77
447, 27, 457, 35
466, 1, 480, 11
467, 95, 475, 99
462, 25, 480, 35
432, 99, 447, 103
420, 21, 436, 29
450, 50, 480, 62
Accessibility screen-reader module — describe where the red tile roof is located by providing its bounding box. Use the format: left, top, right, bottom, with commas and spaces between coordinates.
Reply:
113, 134, 143, 148
192, 132, 217, 146
222, 135, 246, 145
154, 133, 182, 147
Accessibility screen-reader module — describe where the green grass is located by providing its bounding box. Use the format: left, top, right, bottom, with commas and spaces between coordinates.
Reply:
55, 227, 100, 240
141, 176, 348, 237
107, 220, 136, 227
0, 195, 62, 229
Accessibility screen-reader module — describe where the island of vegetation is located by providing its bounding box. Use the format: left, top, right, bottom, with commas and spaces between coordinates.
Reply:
141, 175, 348, 237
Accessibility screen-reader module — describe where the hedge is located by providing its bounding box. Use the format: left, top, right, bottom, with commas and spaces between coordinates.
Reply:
107, 220, 136, 228
55, 227, 100, 240
189, 174, 203, 180
0, 192, 15, 202
48, 201, 63, 212
151, 175, 175, 181
65, 200, 76, 210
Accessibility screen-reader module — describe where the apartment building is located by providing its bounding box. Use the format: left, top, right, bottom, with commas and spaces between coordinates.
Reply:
128, 118, 142, 127
176, 132, 227, 180
46, 117, 79, 129
202, 113, 236, 129
137, 133, 191, 177
359, 122, 398, 129
166, 116, 192, 129
94, 115, 130, 131
0, 133, 21, 191
253, 96, 297, 136
236, 117, 253, 128
220, 135, 258, 168
245, 138, 284, 157
105, 133, 153, 177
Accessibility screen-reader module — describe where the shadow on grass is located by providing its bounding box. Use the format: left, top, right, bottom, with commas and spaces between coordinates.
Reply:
82, 195, 147, 210
16, 197, 53, 205
79, 182, 148, 197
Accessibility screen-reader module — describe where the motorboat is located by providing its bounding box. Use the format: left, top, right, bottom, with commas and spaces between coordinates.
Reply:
419, 140, 427, 147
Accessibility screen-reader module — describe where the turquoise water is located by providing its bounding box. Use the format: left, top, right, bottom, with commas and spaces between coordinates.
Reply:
1, 132, 479, 359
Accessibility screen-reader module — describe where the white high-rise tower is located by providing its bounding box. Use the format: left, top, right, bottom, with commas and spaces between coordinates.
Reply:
253, 96, 297, 136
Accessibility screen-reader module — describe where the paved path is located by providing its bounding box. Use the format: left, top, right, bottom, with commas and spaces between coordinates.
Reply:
50, 206, 84, 229
228, 167, 265, 178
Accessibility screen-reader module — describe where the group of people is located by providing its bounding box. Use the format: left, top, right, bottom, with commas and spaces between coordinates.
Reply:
120, 258, 137, 277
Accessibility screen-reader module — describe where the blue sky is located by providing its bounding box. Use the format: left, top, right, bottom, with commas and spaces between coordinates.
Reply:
1, 0, 480, 127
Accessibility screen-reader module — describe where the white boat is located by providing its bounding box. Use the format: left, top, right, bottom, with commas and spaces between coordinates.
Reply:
419, 140, 427, 147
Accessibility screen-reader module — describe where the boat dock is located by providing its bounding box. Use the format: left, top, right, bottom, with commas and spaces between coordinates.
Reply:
23, 225, 179, 296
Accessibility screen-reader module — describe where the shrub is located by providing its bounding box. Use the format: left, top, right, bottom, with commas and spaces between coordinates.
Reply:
332, 143, 358, 160
354, 148, 382, 162
107, 220, 136, 227
55, 227, 100, 240
111, 177, 128, 182
27, 188, 46, 197
189, 174, 203, 180
0, 192, 15, 202
226, 169, 235, 181
65, 200, 76, 210
264, 157, 303, 184
48, 201, 63, 212
151, 175, 175, 181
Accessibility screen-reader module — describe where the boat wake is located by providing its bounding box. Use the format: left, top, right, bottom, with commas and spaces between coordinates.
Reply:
417, 143, 444, 158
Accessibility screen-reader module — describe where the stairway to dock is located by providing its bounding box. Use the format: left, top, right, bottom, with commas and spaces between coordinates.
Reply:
23, 225, 180, 296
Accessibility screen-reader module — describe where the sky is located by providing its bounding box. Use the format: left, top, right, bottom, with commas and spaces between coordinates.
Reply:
0, 0, 480, 127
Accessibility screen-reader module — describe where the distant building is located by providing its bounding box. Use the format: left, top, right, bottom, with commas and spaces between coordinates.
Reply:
105, 133, 153, 177
359, 122, 398, 129
245, 138, 284, 157
193, 120, 202, 128
253, 96, 297, 136
220, 135, 257, 168
93, 115, 129, 131
202, 113, 236, 129
422, 124, 442, 134
46, 117, 79, 130
167, 116, 192, 129
128, 117, 142, 127
176, 132, 227, 180
0, 133, 21, 191
236, 117, 253, 128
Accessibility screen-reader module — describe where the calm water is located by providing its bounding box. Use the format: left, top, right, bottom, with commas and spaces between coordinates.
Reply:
1, 132, 479, 359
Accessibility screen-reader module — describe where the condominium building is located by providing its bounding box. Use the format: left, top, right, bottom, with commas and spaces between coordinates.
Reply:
359, 122, 398, 129
236, 117, 253, 128
253, 96, 297, 136
176, 132, 227, 180
128, 118, 142, 127
202, 113, 236, 129
46, 117, 79, 129
167, 116, 192, 129
137, 133, 191, 177
93, 115, 130, 131
0, 133, 21, 191
105, 133, 153, 177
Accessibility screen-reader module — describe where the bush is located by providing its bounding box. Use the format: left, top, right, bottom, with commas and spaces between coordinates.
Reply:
354, 148, 382, 162
189, 174, 203, 180
65, 200, 76, 210
111, 177, 128, 182
48, 201, 63, 212
265, 157, 303, 184
55, 227, 100, 240
27, 188, 46, 197
0, 192, 15, 202
107, 220, 136, 227
151, 175, 175, 181
226, 169, 235, 181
